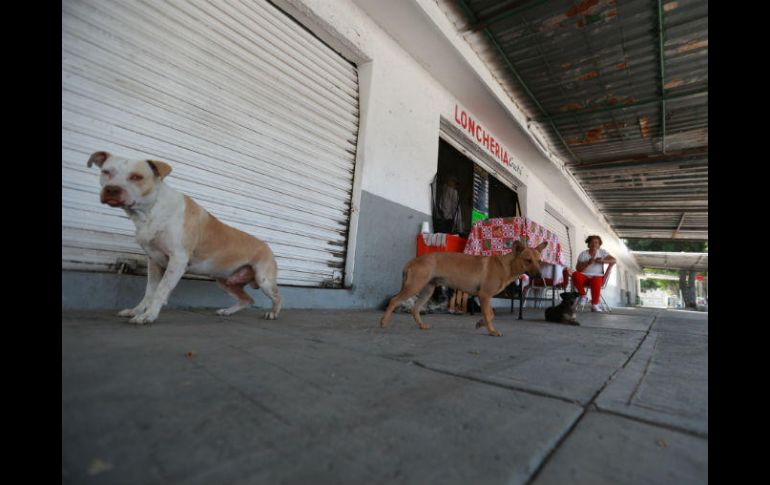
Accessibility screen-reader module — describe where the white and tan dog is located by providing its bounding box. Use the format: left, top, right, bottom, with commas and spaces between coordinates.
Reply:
88, 151, 282, 324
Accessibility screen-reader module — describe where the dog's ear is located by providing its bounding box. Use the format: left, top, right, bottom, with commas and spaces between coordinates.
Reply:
147, 160, 173, 180
560, 292, 568, 299
87, 151, 111, 168
512, 239, 525, 255
535, 241, 548, 252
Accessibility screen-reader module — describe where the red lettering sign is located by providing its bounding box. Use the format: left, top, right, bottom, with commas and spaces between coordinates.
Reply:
452, 104, 523, 177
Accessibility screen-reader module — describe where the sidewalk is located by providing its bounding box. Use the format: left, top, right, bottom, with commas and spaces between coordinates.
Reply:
62, 305, 707, 484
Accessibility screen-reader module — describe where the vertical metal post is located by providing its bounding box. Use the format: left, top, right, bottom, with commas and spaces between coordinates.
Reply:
657, 0, 667, 153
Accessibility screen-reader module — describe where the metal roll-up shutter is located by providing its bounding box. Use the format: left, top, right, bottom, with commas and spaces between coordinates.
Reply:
62, 0, 359, 288
543, 209, 573, 268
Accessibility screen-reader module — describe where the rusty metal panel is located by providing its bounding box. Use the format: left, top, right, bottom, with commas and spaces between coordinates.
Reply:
442, 0, 707, 240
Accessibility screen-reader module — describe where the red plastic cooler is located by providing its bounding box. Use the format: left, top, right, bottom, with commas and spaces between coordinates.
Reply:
416, 234, 467, 257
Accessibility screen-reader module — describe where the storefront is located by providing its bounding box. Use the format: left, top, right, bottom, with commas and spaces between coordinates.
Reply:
61, 0, 641, 310
433, 106, 524, 237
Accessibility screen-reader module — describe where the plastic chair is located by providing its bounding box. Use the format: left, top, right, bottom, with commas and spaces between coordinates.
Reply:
578, 263, 614, 312
525, 267, 572, 308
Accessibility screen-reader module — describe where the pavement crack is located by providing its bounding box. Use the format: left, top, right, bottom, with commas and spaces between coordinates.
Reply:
626, 335, 659, 406
524, 314, 660, 485
593, 406, 708, 439
186, 360, 293, 427
408, 360, 581, 406
225, 343, 335, 396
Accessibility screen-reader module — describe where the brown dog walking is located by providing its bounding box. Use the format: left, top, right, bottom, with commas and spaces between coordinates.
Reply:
380, 239, 548, 336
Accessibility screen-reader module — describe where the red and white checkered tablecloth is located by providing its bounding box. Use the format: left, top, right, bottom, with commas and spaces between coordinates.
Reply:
463, 217, 567, 285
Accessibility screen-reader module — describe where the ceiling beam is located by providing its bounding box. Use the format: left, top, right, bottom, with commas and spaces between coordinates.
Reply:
672, 213, 687, 239
576, 166, 708, 178
464, 0, 550, 32
602, 209, 707, 215
693, 254, 706, 269
614, 225, 706, 231
536, 89, 707, 123
619, 232, 708, 240
570, 147, 708, 170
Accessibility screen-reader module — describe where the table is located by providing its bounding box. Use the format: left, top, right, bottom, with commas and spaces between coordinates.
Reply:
463, 217, 568, 319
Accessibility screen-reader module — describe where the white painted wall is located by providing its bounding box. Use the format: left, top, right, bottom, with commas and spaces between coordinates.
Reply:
357, 54, 443, 213
274, 0, 641, 307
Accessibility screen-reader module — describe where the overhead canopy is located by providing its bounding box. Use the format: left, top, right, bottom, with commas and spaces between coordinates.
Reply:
631, 251, 707, 272
443, 0, 708, 240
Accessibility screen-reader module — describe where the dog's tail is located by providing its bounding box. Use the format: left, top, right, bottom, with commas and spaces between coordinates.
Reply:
400, 264, 419, 293
379, 266, 414, 310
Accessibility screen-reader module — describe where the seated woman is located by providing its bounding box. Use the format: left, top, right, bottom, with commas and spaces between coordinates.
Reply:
572, 235, 616, 312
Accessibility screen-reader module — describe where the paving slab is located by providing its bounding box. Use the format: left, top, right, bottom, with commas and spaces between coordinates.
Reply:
233, 307, 655, 405
573, 306, 659, 332
62, 310, 583, 484
531, 411, 708, 485
62, 307, 705, 484
595, 310, 708, 436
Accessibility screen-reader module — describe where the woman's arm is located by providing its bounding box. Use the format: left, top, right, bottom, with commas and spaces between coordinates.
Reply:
595, 253, 616, 265
575, 251, 594, 272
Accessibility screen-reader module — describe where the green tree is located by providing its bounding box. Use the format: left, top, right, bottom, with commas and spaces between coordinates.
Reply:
640, 279, 659, 291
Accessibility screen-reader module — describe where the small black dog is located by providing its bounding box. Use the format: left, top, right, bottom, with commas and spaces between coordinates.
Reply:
544, 291, 581, 326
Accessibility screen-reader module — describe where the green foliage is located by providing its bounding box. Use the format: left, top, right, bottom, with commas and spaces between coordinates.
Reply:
640, 279, 659, 291
643, 267, 679, 276
624, 239, 707, 252
661, 279, 680, 293
640, 277, 680, 294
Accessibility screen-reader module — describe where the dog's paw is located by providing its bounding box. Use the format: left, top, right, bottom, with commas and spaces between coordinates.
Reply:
117, 308, 138, 317
475, 319, 485, 329
418, 323, 431, 330
216, 308, 234, 316
379, 319, 389, 328
488, 330, 503, 337
129, 312, 157, 325
263, 311, 277, 320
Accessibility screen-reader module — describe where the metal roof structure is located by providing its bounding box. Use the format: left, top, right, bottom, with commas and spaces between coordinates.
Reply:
442, 0, 707, 241
631, 250, 707, 271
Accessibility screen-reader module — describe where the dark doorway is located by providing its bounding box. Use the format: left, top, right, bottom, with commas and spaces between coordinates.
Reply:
489, 175, 520, 219
434, 138, 520, 235
434, 139, 473, 236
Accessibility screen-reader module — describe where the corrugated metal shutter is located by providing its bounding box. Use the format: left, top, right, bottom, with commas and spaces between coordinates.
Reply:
62, 0, 359, 288
543, 209, 573, 268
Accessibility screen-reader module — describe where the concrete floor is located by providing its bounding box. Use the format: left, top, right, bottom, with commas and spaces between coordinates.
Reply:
62, 305, 707, 484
